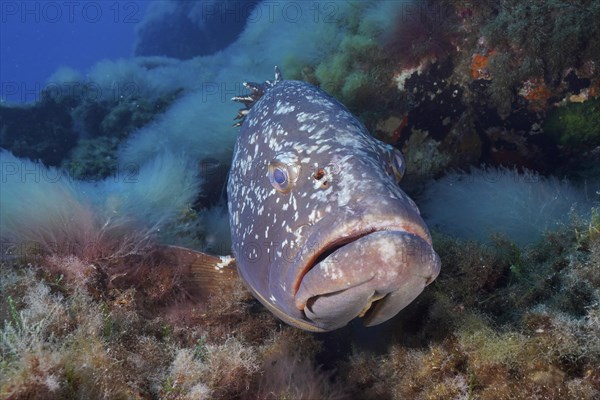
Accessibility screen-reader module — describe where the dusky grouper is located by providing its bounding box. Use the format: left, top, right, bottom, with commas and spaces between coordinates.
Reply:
223, 67, 441, 332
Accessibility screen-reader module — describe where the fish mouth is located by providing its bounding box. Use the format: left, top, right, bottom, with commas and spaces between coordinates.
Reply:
293, 222, 441, 331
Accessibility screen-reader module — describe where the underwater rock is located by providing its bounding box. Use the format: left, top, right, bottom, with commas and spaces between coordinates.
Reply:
0, 78, 179, 179
313, 31, 395, 118
134, 0, 260, 59
64, 91, 180, 180
401, 60, 466, 143
544, 98, 600, 147
465, 74, 558, 172
470, 51, 494, 80
61, 137, 120, 181
401, 129, 452, 184
0, 97, 76, 166
383, 0, 460, 69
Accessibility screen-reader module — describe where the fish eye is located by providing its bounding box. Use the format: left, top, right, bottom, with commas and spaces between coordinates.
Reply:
389, 149, 405, 183
269, 161, 293, 193
273, 168, 287, 185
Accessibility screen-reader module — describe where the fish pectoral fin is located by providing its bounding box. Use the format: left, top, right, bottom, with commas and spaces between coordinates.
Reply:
162, 245, 238, 300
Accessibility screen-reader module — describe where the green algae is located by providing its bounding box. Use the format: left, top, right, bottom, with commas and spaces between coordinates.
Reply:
544, 99, 600, 146
62, 136, 120, 180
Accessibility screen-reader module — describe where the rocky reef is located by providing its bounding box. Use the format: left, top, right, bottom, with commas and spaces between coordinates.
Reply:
1, 210, 598, 399
291, 0, 600, 185
0, 85, 180, 180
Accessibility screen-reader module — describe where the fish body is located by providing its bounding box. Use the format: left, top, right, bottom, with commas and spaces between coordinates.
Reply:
226, 68, 440, 332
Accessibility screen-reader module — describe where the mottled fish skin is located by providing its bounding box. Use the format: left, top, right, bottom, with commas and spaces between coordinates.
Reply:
228, 69, 440, 332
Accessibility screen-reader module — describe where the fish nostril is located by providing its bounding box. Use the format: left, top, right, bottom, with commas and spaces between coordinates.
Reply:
313, 168, 330, 189
313, 168, 325, 180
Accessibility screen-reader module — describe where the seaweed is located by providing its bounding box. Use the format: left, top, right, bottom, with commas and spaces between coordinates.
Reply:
543, 98, 600, 146
483, 0, 600, 112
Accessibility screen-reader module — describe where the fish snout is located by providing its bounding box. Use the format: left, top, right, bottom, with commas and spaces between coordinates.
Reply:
295, 230, 440, 331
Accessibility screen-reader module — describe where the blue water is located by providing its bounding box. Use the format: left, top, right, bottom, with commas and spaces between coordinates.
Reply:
0, 1, 149, 103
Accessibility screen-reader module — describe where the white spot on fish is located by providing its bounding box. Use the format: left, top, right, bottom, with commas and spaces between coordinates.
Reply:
216, 256, 234, 270
274, 100, 296, 115
379, 240, 397, 264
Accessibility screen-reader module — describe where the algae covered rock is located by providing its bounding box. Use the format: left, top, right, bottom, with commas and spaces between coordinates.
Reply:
544, 98, 600, 147
63, 90, 180, 180
61, 137, 120, 181
0, 97, 77, 166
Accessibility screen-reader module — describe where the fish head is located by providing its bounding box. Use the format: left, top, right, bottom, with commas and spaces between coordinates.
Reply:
228, 72, 440, 332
